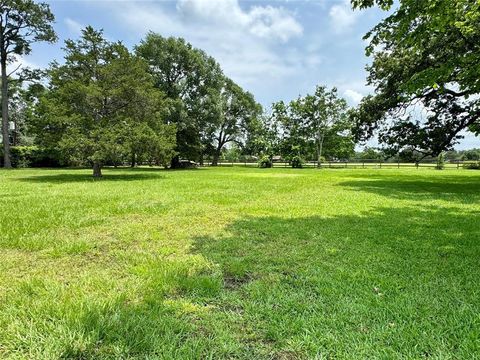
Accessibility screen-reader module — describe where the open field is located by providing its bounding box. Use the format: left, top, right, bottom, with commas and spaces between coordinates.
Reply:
1, 167, 479, 359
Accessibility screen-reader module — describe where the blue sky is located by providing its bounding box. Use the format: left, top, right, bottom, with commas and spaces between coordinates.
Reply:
18, 0, 479, 149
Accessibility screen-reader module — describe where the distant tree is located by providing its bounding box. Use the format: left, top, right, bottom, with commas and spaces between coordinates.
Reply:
461, 149, 480, 161
293, 86, 350, 165
136, 34, 223, 167
223, 144, 241, 162
272, 86, 353, 166
272, 100, 308, 162
208, 77, 262, 166
31, 27, 175, 177
242, 112, 279, 159
356, 146, 384, 160
0, 0, 56, 167
351, 0, 480, 157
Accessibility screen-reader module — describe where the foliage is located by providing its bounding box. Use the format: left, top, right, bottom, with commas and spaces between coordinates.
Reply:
436, 152, 445, 170
290, 155, 304, 168
460, 149, 480, 161
208, 77, 262, 165
136, 34, 224, 166
0, 145, 62, 167
355, 146, 384, 160
223, 145, 242, 162
351, 0, 480, 157
270, 86, 353, 163
463, 161, 480, 170
30, 27, 176, 176
258, 155, 272, 168
0, 0, 57, 168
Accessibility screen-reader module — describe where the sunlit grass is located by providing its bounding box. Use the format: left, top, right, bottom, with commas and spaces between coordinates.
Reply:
1, 167, 479, 358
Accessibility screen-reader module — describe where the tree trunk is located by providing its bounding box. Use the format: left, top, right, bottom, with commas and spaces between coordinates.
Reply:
317, 132, 324, 169
212, 144, 223, 166
1, 54, 11, 168
130, 152, 136, 167
170, 155, 180, 169
93, 162, 102, 178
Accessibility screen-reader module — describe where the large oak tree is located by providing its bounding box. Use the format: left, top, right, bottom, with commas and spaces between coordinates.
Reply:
350, 0, 480, 157
136, 34, 224, 167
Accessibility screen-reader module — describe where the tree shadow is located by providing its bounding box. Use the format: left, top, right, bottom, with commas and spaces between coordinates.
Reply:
7, 205, 480, 358
16, 171, 166, 183
191, 206, 480, 357
338, 172, 480, 202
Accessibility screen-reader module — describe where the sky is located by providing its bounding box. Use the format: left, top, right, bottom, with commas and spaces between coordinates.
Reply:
17, 0, 479, 150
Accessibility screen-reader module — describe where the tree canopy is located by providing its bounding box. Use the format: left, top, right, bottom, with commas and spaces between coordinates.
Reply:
0, 0, 56, 167
268, 86, 353, 167
350, 0, 480, 157
30, 27, 176, 177
136, 33, 224, 167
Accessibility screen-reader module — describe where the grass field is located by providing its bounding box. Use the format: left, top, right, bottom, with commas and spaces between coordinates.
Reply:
0, 167, 479, 359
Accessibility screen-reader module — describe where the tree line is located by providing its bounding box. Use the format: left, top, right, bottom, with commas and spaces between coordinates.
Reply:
1, 0, 479, 176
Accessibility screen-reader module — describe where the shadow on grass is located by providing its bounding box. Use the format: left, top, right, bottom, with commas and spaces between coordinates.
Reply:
338, 172, 480, 202
190, 205, 480, 357
8, 205, 480, 358
16, 171, 166, 183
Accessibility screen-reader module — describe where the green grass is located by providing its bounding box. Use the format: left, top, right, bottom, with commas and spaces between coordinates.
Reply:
0, 166, 479, 359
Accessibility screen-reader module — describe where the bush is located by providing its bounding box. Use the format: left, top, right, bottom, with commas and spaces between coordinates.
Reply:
290, 156, 304, 168
435, 152, 445, 170
258, 155, 272, 168
0, 146, 65, 168
463, 161, 480, 170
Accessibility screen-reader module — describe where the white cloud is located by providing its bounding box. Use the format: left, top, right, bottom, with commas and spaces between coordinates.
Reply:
96, 0, 306, 93
64, 18, 84, 36
176, 0, 302, 42
329, 0, 359, 33
248, 6, 303, 42
344, 89, 363, 104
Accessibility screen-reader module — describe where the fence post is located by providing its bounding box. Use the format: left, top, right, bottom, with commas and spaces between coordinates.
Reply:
363, 161, 365, 169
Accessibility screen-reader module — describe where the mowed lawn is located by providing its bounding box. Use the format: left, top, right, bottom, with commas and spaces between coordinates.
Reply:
0, 167, 479, 359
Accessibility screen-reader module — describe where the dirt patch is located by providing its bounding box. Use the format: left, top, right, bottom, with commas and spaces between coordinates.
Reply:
223, 273, 252, 290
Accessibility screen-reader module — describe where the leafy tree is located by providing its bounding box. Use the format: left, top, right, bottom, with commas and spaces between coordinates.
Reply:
31, 27, 175, 177
460, 148, 480, 161
136, 34, 223, 167
2, 79, 44, 146
209, 77, 262, 165
272, 100, 308, 162
292, 86, 350, 166
271, 86, 353, 166
356, 146, 384, 160
351, 0, 480, 158
0, 0, 56, 168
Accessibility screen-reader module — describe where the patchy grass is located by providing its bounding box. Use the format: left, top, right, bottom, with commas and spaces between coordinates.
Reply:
0, 166, 479, 359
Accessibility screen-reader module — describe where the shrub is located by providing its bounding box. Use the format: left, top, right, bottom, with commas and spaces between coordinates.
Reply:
0, 146, 65, 168
435, 152, 445, 170
258, 155, 272, 168
290, 156, 304, 168
463, 161, 480, 170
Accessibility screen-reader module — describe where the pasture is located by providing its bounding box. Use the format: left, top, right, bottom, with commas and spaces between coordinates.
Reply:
0, 167, 479, 359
